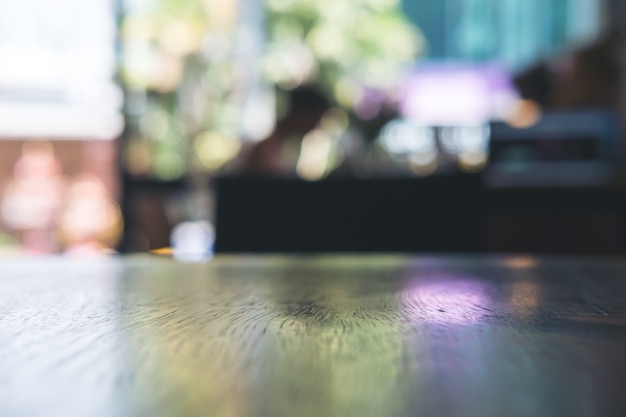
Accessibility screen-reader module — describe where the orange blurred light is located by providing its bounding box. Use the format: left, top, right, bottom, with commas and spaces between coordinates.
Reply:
506, 99, 542, 129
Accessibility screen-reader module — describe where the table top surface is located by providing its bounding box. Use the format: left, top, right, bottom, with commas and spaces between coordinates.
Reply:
1, 255, 626, 417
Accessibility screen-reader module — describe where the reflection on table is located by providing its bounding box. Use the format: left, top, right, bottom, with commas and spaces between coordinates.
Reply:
1, 255, 625, 417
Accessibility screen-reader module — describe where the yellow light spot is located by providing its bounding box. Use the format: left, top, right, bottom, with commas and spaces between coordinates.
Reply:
151, 247, 174, 256
334, 78, 363, 108
459, 151, 488, 172
194, 131, 241, 171
296, 129, 333, 181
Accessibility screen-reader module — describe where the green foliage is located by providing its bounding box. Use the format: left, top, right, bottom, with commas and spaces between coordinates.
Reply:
121, 0, 422, 179
264, 0, 423, 106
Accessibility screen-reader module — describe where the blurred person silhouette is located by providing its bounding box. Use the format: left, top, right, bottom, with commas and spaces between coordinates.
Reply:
236, 86, 332, 177
0, 142, 66, 254
515, 28, 623, 109
57, 174, 123, 256
552, 30, 622, 109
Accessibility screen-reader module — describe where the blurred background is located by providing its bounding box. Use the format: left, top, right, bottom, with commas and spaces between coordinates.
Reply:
0, 0, 625, 257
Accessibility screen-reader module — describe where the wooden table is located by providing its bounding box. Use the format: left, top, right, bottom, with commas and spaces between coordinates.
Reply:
1, 255, 626, 417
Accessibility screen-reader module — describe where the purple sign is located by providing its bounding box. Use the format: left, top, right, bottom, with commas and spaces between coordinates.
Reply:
400, 63, 519, 126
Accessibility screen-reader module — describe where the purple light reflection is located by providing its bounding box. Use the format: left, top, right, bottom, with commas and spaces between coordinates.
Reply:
400, 63, 518, 125
354, 89, 385, 120
401, 276, 490, 325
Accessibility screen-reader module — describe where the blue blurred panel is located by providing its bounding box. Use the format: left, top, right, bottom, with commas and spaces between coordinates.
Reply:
402, 0, 600, 70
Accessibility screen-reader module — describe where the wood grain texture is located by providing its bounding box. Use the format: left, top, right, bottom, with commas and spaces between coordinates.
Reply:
1, 255, 626, 417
